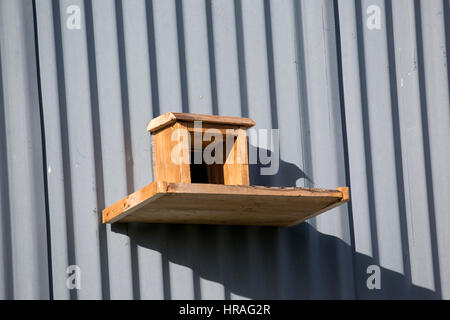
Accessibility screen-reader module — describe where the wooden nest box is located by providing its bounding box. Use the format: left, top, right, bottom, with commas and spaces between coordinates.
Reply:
148, 112, 255, 186
103, 112, 349, 226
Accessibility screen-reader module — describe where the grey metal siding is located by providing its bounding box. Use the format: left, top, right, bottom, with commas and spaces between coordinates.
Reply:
0, 0, 50, 299
0, 0, 449, 299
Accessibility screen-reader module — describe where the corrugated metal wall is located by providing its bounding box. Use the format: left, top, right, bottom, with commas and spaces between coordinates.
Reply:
0, 0, 449, 299
0, 0, 50, 299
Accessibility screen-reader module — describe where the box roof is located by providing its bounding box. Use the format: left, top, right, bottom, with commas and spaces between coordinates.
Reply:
147, 112, 256, 133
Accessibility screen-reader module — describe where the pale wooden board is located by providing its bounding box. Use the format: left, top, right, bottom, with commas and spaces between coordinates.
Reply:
152, 122, 191, 183
103, 182, 349, 226
147, 112, 256, 133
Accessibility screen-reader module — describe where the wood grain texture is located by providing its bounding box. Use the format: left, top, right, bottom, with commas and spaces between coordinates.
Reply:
223, 127, 249, 185
151, 122, 191, 183
102, 182, 349, 226
102, 181, 167, 223
147, 112, 256, 133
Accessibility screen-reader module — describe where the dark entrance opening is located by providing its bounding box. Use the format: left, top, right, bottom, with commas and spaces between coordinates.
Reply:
190, 150, 224, 184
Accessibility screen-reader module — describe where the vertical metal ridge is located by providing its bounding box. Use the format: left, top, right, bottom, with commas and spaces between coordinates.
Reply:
114, 0, 140, 300
205, 0, 219, 116
32, 0, 54, 300
293, 0, 313, 188
84, 0, 111, 300
0, 35, 14, 299
333, 0, 357, 299
234, 0, 249, 118
384, 0, 413, 295
50, 0, 77, 300
413, 0, 442, 298
175, 0, 189, 113
145, 0, 161, 118
354, 0, 379, 266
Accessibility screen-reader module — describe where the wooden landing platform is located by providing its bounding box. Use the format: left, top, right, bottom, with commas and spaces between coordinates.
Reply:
102, 182, 349, 227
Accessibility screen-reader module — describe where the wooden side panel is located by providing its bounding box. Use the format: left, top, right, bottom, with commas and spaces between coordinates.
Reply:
152, 122, 191, 183
223, 127, 250, 185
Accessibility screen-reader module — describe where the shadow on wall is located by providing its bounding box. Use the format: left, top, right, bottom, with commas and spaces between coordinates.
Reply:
112, 151, 439, 300
248, 145, 311, 188
124, 223, 439, 300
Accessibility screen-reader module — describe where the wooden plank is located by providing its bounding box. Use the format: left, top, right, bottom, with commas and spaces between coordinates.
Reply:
223, 127, 249, 185
164, 183, 344, 197
151, 122, 191, 183
147, 112, 256, 133
285, 186, 350, 226
102, 181, 167, 223
102, 182, 349, 226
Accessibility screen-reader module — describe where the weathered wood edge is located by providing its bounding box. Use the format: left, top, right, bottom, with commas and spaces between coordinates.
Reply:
102, 181, 168, 224
164, 183, 344, 198
285, 186, 350, 227
102, 183, 349, 225
146, 112, 178, 133
147, 112, 256, 133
